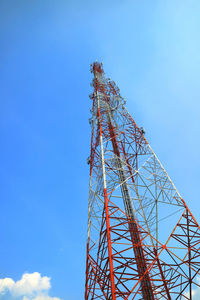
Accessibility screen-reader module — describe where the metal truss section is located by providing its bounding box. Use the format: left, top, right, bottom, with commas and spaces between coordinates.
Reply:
85, 62, 200, 300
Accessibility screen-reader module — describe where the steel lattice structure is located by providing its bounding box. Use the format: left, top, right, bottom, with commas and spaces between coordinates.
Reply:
85, 62, 200, 300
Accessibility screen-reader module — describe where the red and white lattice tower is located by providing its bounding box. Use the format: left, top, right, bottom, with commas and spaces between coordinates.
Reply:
85, 62, 200, 300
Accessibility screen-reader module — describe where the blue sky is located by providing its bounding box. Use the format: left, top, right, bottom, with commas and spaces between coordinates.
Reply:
0, 0, 200, 299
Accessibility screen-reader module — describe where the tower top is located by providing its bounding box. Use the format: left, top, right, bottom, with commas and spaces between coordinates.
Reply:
90, 62, 104, 75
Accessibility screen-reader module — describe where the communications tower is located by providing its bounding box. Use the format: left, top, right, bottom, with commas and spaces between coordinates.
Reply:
85, 62, 200, 299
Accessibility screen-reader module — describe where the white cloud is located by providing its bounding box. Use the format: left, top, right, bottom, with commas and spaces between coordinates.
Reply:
0, 278, 15, 293
23, 296, 60, 300
0, 272, 61, 300
12, 272, 50, 296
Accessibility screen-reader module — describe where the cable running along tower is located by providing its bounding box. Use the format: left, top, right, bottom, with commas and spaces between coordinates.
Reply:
85, 62, 200, 299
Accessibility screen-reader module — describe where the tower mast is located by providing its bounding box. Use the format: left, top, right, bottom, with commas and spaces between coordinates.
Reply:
85, 62, 200, 300
94, 64, 154, 300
